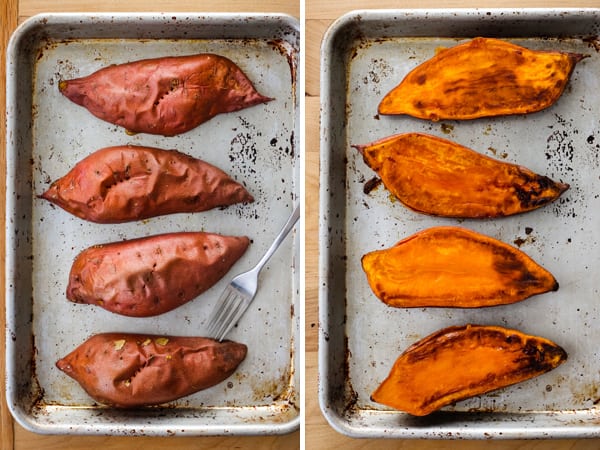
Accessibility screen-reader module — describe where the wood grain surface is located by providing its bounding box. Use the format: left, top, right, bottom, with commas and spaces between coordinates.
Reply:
3, 0, 600, 449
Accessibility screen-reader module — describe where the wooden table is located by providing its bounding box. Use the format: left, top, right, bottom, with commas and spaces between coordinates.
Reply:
3, 0, 600, 449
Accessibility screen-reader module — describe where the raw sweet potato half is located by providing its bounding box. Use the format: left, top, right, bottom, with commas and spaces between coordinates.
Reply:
355, 132, 569, 218
371, 324, 567, 416
40, 145, 253, 224
56, 333, 247, 408
361, 226, 558, 308
67, 231, 249, 317
378, 37, 586, 120
59, 53, 273, 136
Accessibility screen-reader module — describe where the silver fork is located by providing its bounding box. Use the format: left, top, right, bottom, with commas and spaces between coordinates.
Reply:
206, 204, 300, 341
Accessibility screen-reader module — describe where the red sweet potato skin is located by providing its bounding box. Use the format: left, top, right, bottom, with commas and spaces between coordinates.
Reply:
67, 232, 249, 317
59, 54, 273, 136
40, 145, 253, 223
56, 333, 247, 408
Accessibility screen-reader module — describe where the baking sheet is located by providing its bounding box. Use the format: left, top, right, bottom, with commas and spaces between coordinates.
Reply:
6, 12, 300, 436
319, 9, 600, 439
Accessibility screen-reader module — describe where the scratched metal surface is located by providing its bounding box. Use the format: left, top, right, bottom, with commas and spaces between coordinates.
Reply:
319, 9, 600, 439
6, 13, 299, 436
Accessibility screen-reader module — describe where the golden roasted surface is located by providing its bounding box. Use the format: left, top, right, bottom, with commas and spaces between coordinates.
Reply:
56, 333, 247, 408
361, 226, 558, 308
378, 37, 585, 120
356, 132, 569, 218
371, 324, 567, 416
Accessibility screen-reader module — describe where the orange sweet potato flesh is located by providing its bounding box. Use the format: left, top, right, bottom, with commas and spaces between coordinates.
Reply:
361, 226, 558, 308
59, 54, 273, 136
371, 324, 567, 416
56, 333, 247, 408
355, 132, 569, 218
40, 145, 253, 224
67, 232, 249, 317
378, 37, 585, 120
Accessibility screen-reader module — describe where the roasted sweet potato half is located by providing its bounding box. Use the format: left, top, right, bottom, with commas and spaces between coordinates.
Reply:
371, 324, 567, 416
56, 333, 247, 408
355, 132, 569, 218
59, 54, 273, 136
40, 145, 253, 223
378, 37, 585, 120
361, 226, 558, 308
67, 232, 249, 317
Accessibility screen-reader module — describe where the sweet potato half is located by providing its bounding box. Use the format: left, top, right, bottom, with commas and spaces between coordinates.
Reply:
59, 54, 272, 136
40, 145, 253, 223
378, 37, 585, 120
361, 226, 558, 308
67, 232, 249, 317
355, 132, 569, 218
56, 333, 247, 408
371, 324, 567, 416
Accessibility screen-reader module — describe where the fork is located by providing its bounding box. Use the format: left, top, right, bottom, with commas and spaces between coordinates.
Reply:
206, 204, 300, 341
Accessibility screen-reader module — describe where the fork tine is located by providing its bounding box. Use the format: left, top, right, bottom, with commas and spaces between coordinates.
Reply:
207, 289, 236, 333
206, 293, 232, 338
215, 295, 252, 341
213, 295, 247, 341
207, 287, 245, 340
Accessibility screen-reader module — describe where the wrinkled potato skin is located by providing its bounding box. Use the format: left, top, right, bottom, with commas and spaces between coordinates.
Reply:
59, 54, 272, 136
361, 226, 558, 308
356, 133, 569, 218
56, 333, 247, 408
40, 145, 253, 223
67, 232, 249, 317
371, 324, 567, 416
379, 37, 585, 120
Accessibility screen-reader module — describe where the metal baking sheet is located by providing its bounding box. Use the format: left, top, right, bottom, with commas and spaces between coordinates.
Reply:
319, 9, 600, 439
6, 12, 299, 436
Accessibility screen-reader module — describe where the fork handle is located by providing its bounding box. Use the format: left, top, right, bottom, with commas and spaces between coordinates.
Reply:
252, 204, 300, 275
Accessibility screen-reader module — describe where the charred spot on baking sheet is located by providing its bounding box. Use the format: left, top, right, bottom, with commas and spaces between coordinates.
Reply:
342, 334, 359, 415
267, 39, 297, 85
289, 131, 295, 159
363, 176, 382, 195
28, 334, 46, 413
513, 234, 537, 248
362, 58, 393, 96
545, 114, 588, 219
440, 123, 454, 135
583, 36, 600, 52
229, 116, 265, 220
